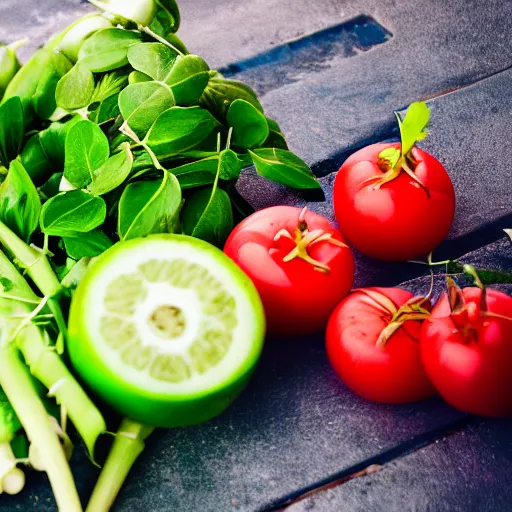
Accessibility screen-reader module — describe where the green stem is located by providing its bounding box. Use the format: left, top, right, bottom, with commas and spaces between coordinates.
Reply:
140, 25, 184, 56
0, 222, 69, 341
17, 326, 106, 460
0, 250, 106, 459
0, 221, 61, 297
446, 261, 512, 285
86, 418, 154, 512
0, 345, 82, 511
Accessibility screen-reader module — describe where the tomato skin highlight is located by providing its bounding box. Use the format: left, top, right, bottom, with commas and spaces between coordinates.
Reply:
224, 206, 354, 337
421, 287, 512, 418
333, 143, 455, 261
326, 287, 436, 403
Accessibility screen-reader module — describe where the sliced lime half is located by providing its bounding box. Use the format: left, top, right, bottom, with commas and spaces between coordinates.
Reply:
68, 234, 265, 427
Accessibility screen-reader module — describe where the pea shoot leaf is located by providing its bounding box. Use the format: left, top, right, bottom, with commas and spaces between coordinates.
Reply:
127, 43, 177, 82
0, 96, 24, 166
165, 55, 210, 106
118, 81, 175, 137
62, 230, 113, 259
64, 120, 110, 188
40, 190, 106, 237
78, 28, 141, 73
0, 159, 41, 242
118, 171, 182, 240
87, 142, 133, 195
248, 148, 320, 189
144, 106, 218, 159
227, 99, 269, 149
181, 152, 233, 247
56, 63, 95, 111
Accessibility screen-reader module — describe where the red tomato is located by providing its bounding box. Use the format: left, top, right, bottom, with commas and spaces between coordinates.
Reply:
421, 286, 512, 417
326, 287, 436, 403
224, 206, 354, 337
333, 143, 455, 261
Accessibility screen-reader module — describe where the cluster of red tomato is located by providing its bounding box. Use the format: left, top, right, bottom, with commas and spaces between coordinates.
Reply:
224, 102, 512, 418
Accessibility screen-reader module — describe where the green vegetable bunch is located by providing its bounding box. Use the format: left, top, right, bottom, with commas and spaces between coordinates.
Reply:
0, 0, 320, 509
1, 0, 319, 261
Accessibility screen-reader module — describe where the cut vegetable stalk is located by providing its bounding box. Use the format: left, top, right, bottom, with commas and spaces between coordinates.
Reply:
0, 221, 60, 296
0, 345, 82, 511
0, 221, 68, 339
86, 418, 154, 512
0, 250, 106, 458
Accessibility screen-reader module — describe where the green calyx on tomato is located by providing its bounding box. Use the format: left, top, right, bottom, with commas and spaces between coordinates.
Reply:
355, 287, 431, 345
368, 101, 431, 196
273, 207, 347, 273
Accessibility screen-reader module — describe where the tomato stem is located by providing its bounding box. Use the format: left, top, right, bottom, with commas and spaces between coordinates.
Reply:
462, 264, 487, 311
274, 208, 347, 273
86, 418, 155, 512
369, 150, 429, 197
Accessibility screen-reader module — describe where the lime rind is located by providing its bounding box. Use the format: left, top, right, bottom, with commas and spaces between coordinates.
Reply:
69, 235, 265, 400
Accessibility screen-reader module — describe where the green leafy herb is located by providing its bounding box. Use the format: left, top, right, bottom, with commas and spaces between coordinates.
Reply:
91, 71, 129, 103
78, 28, 142, 73
263, 117, 288, 150
40, 190, 107, 237
0, 96, 24, 166
0, 40, 22, 99
20, 134, 53, 185
33, 51, 72, 119
128, 71, 152, 84
39, 116, 82, 166
156, 0, 181, 32
249, 148, 320, 189
64, 120, 110, 188
118, 171, 182, 240
200, 76, 262, 121
127, 42, 177, 82
89, 93, 121, 125
87, 142, 133, 195
169, 149, 241, 188
181, 139, 234, 246
227, 99, 269, 149
2, 48, 54, 125
62, 230, 113, 259
144, 106, 218, 159
165, 55, 209, 105
0, 159, 41, 242
182, 185, 233, 247
57, 14, 113, 63
397, 101, 430, 156
118, 81, 175, 137
39, 173, 64, 200
55, 63, 95, 111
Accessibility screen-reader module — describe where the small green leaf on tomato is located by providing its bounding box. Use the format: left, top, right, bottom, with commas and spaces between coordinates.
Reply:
396, 101, 430, 156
